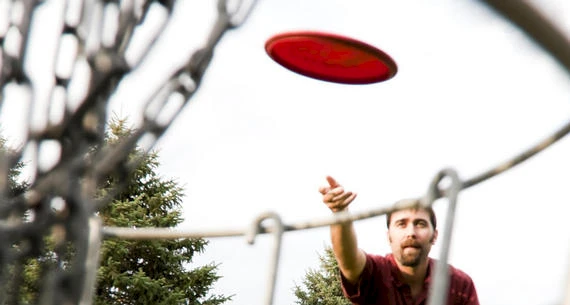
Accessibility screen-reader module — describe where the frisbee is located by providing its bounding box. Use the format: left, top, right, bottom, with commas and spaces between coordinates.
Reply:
265, 31, 397, 84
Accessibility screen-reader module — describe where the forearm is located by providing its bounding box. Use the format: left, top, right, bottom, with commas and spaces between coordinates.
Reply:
319, 176, 364, 283
330, 220, 366, 284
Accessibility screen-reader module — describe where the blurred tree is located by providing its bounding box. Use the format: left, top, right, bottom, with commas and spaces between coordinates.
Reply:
94, 119, 230, 305
0, 136, 34, 304
293, 246, 350, 305
0, 120, 230, 305
0, 136, 28, 196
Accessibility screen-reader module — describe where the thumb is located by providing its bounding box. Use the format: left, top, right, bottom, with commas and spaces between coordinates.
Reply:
326, 176, 340, 188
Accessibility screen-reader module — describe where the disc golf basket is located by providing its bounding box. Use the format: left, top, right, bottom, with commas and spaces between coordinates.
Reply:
0, 1, 569, 305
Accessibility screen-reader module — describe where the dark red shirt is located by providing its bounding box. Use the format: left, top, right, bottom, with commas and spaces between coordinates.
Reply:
341, 253, 479, 305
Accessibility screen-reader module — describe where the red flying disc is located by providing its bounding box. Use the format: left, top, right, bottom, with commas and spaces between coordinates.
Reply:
265, 31, 397, 84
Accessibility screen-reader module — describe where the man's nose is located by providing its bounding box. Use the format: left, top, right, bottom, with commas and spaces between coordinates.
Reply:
405, 224, 416, 237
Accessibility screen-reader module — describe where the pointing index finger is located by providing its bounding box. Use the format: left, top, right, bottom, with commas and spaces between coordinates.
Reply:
326, 176, 340, 188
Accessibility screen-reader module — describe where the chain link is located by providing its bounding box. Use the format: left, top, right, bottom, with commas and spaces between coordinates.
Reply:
0, 0, 259, 304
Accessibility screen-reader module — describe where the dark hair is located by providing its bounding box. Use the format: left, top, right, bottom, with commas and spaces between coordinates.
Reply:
386, 204, 437, 230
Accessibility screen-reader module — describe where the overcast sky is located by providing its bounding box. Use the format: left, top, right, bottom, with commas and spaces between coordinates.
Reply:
2, 1, 570, 305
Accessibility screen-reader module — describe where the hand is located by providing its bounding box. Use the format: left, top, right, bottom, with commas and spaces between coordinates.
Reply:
319, 176, 357, 213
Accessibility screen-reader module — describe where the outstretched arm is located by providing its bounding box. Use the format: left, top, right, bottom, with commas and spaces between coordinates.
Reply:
319, 176, 366, 284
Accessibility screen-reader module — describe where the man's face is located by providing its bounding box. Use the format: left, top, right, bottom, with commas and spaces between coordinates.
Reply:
387, 208, 438, 267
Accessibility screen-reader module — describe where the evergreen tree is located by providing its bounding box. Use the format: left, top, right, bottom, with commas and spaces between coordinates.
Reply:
0, 135, 34, 304
94, 119, 230, 305
293, 246, 350, 305
0, 136, 28, 196
0, 122, 230, 304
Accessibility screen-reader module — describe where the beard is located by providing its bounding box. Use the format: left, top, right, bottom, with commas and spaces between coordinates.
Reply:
399, 246, 425, 267
396, 238, 428, 267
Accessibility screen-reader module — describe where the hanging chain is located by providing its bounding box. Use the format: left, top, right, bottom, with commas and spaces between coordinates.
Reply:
0, 0, 258, 304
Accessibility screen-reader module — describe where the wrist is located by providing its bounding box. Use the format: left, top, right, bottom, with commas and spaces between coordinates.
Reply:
332, 207, 349, 213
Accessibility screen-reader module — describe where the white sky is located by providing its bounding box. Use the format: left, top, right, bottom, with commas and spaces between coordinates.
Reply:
2, 1, 570, 305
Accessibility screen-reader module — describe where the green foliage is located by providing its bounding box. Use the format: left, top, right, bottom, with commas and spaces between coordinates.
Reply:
94, 118, 230, 305
0, 136, 29, 195
0, 121, 230, 305
1, 136, 34, 304
293, 246, 351, 305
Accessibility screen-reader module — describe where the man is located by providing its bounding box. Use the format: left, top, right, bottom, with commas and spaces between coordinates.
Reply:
319, 176, 479, 305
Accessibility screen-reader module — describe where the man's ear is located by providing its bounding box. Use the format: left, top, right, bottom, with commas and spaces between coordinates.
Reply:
431, 229, 438, 244
387, 231, 392, 244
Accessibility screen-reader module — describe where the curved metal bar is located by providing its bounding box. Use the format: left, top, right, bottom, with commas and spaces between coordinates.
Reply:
424, 169, 462, 305
101, 198, 423, 239
246, 211, 284, 305
482, 0, 570, 75
462, 119, 570, 190
460, 0, 570, 191
102, 225, 245, 239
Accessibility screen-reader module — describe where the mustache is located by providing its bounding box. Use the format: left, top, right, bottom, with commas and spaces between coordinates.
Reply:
401, 239, 421, 248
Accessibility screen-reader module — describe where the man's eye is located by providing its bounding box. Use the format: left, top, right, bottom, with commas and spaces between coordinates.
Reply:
396, 222, 405, 228
416, 222, 427, 227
